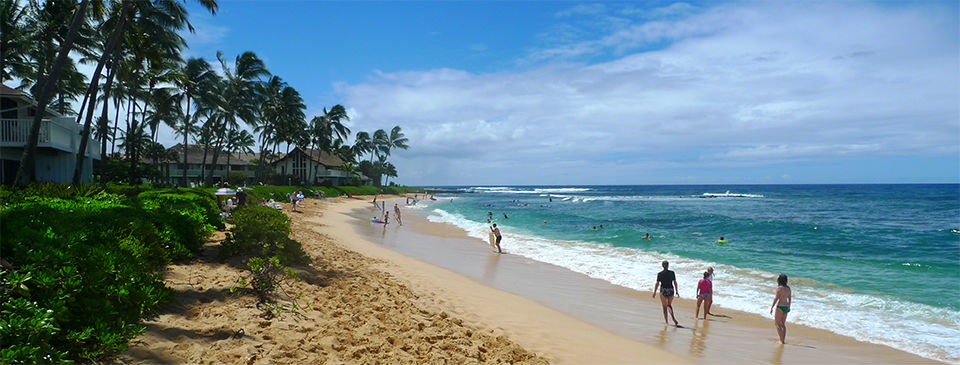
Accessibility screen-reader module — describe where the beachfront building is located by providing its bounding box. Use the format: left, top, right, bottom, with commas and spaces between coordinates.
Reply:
272, 147, 368, 186
0, 85, 100, 184
159, 143, 258, 186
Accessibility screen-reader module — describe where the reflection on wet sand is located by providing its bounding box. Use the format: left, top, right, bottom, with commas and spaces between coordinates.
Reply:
771, 343, 784, 365
689, 318, 710, 357
482, 252, 501, 283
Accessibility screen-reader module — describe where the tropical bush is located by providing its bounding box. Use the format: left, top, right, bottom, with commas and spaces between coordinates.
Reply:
224, 171, 248, 186
220, 205, 308, 266
0, 184, 220, 363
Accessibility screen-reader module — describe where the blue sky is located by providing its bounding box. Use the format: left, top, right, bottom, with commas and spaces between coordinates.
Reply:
168, 1, 960, 186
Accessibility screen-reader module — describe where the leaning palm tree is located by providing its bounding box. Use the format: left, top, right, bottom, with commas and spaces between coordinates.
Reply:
324, 104, 351, 145
372, 129, 389, 162
386, 125, 409, 156
74, 0, 215, 183
13, 0, 93, 186
352, 131, 373, 163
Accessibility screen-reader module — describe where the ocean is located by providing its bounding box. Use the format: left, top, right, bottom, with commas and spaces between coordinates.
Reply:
415, 184, 960, 363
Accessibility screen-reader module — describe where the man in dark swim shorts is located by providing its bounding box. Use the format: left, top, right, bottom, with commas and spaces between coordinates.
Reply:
653, 260, 679, 325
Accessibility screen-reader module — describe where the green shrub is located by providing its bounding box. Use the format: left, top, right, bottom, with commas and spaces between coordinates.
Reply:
0, 297, 71, 364
0, 199, 172, 362
137, 190, 219, 257
225, 171, 248, 186
220, 206, 308, 266
0, 186, 221, 362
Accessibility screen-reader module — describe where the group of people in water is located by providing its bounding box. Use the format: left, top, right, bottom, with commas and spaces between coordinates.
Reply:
654, 260, 793, 344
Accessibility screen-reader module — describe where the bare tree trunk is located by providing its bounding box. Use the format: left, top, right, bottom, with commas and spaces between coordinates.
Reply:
14, 0, 91, 186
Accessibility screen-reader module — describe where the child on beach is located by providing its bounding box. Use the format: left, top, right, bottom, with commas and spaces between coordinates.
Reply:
695, 271, 712, 319
770, 274, 792, 344
653, 260, 680, 326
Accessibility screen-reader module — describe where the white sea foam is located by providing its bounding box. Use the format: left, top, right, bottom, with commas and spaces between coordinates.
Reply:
464, 187, 591, 194
426, 208, 960, 364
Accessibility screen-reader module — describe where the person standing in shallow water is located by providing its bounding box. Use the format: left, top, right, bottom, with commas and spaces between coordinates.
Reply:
394, 203, 402, 226
491, 223, 503, 254
770, 273, 792, 344
653, 260, 680, 326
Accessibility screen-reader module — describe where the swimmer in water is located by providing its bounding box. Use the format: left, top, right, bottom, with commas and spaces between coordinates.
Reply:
643, 233, 652, 239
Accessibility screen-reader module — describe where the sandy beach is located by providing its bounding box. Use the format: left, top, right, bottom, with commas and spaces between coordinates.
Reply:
116, 195, 942, 364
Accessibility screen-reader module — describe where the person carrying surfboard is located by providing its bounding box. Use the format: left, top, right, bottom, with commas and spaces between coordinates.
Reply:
491, 224, 503, 254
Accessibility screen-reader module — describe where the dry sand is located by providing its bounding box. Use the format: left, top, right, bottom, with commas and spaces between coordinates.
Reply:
115, 197, 550, 364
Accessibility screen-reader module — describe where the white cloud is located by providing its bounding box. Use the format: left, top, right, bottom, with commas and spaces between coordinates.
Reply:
339, 2, 959, 185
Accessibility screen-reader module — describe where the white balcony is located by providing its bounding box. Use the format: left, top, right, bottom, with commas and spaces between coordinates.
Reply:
0, 118, 100, 159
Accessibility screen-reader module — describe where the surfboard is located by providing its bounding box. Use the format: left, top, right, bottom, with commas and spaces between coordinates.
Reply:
489, 231, 497, 248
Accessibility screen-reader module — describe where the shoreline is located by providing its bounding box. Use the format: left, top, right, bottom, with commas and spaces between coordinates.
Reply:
342, 196, 942, 364
310, 195, 689, 364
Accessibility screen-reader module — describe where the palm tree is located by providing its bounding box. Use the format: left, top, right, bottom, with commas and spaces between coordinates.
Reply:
255, 76, 304, 183
225, 128, 255, 176
386, 126, 409, 157
372, 129, 389, 162
325, 105, 351, 145
208, 51, 269, 183
352, 131, 373, 164
382, 161, 397, 186
0, 0, 33, 83
13, 0, 92, 186
72, 0, 218, 183
173, 57, 215, 186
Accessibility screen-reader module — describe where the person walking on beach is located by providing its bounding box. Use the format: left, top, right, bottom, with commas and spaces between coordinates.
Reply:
695, 271, 712, 320
394, 203, 402, 226
491, 223, 503, 254
770, 274, 792, 344
705, 267, 716, 316
653, 260, 680, 326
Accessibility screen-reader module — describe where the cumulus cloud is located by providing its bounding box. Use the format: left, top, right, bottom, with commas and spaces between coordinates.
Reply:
339, 2, 958, 185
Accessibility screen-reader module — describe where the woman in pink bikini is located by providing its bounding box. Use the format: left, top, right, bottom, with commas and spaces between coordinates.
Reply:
695, 271, 712, 319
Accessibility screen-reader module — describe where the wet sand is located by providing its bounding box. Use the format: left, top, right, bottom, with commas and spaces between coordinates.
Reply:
339, 197, 942, 364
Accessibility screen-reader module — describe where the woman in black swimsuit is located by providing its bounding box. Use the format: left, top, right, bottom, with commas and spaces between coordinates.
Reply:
653, 260, 680, 325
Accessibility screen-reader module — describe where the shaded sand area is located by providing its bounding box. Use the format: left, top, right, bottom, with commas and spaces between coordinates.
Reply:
116, 195, 941, 364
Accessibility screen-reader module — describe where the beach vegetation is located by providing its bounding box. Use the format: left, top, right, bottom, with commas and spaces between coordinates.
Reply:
220, 205, 309, 316
0, 184, 220, 362
224, 171, 248, 186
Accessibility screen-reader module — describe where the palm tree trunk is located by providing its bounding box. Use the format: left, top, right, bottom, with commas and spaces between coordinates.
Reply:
200, 143, 209, 185
127, 101, 140, 183
181, 97, 191, 187
256, 138, 269, 183
13, 0, 91, 186
207, 127, 227, 184
73, 11, 128, 183
98, 63, 117, 165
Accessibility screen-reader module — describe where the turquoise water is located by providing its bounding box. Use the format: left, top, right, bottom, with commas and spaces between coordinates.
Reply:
419, 184, 960, 363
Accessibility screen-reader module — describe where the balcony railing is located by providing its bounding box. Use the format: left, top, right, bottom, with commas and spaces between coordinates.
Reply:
0, 118, 100, 158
